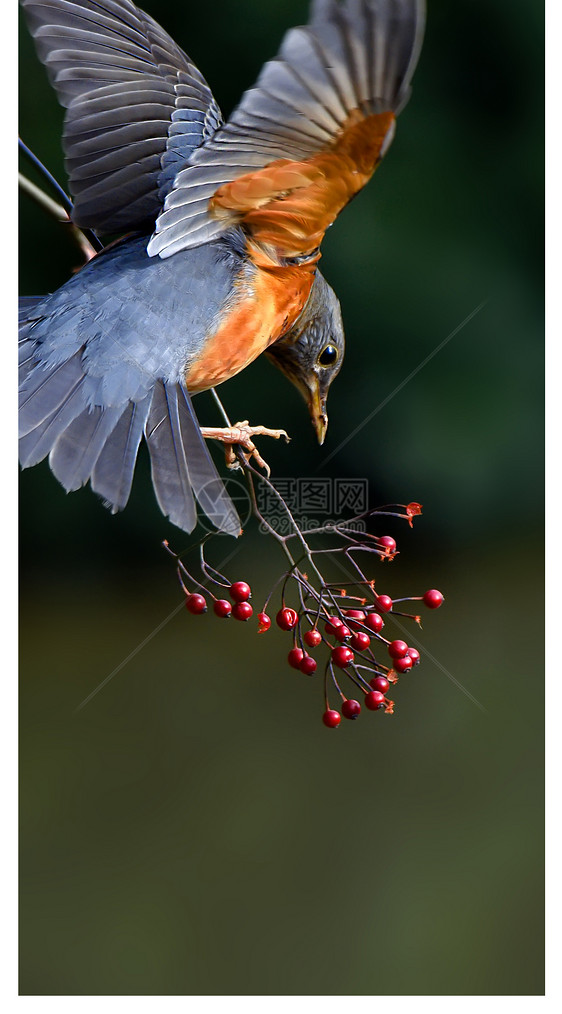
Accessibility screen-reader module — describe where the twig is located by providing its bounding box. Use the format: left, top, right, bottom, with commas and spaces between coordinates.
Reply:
19, 137, 73, 212
18, 139, 103, 258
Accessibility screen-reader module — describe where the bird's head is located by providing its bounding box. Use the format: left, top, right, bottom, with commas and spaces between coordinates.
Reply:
265, 271, 344, 445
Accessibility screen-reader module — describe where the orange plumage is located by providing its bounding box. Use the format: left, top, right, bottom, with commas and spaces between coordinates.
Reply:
187, 111, 395, 392
209, 112, 396, 261
184, 259, 315, 392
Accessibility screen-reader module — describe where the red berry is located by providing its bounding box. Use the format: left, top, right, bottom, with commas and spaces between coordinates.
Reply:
332, 645, 354, 668
299, 655, 317, 675
257, 612, 271, 632
408, 647, 421, 665
388, 639, 408, 659
378, 535, 397, 555
232, 601, 253, 622
288, 647, 305, 669
364, 612, 384, 634
364, 690, 385, 710
423, 589, 444, 609
350, 631, 370, 651
186, 593, 207, 615
213, 599, 232, 618
334, 624, 352, 642
324, 616, 343, 636
342, 698, 361, 720
322, 709, 341, 729
370, 675, 390, 694
276, 608, 298, 631
304, 629, 322, 648
393, 654, 413, 673
343, 609, 366, 631
375, 594, 393, 613
230, 581, 251, 602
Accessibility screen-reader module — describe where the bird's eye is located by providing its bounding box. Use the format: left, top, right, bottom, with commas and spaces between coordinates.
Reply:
318, 344, 338, 367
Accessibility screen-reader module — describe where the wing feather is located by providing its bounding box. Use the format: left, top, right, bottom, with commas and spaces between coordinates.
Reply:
145, 381, 241, 537
22, 0, 223, 233
49, 403, 123, 491
91, 397, 150, 511
18, 279, 240, 535
149, 0, 425, 261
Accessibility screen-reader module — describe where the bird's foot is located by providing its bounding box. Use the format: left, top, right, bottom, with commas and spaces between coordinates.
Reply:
200, 421, 290, 476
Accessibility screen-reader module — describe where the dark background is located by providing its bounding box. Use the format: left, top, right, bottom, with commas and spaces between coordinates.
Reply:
19, 0, 544, 996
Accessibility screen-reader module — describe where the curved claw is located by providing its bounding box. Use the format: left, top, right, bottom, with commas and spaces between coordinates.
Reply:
199, 421, 291, 476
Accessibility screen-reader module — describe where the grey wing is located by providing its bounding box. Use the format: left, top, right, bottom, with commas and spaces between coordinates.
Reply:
18, 240, 242, 537
145, 381, 241, 536
148, 0, 425, 259
22, 0, 223, 233
19, 310, 241, 536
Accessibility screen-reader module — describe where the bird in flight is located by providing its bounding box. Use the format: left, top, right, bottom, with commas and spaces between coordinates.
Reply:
19, 0, 425, 537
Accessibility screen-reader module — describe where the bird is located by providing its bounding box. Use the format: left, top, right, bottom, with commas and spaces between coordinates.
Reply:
19, 0, 425, 538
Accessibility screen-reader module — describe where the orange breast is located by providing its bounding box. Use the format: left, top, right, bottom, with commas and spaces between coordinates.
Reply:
184, 261, 313, 393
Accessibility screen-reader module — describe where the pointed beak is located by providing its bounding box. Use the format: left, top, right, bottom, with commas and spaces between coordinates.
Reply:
307, 376, 328, 445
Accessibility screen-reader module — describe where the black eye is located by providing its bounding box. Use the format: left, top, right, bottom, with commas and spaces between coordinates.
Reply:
318, 344, 338, 367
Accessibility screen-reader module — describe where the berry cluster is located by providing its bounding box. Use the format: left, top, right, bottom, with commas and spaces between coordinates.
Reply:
183, 574, 255, 623
259, 586, 443, 729
165, 503, 444, 729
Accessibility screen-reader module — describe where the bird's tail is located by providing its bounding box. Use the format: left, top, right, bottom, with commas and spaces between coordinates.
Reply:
18, 298, 241, 537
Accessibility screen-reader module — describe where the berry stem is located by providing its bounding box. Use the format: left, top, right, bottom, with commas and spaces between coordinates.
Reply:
161, 402, 440, 727
199, 540, 231, 589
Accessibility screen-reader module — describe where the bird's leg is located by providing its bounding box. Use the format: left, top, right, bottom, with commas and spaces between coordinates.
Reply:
200, 421, 290, 476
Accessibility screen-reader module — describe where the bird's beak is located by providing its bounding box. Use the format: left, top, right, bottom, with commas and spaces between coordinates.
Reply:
307, 376, 328, 445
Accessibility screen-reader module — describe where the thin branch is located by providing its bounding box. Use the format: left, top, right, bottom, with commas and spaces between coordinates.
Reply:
19, 171, 99, 263
19, 137, 73, 212
19, 172, 69, 222
19, 138, 103, 256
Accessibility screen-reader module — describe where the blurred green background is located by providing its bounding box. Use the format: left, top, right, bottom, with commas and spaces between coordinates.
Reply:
19, 0, 543, 996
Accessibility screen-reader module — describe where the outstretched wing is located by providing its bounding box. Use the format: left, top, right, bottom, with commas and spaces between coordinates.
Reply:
148, 0, 425, 262
22, 0, 223, 233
